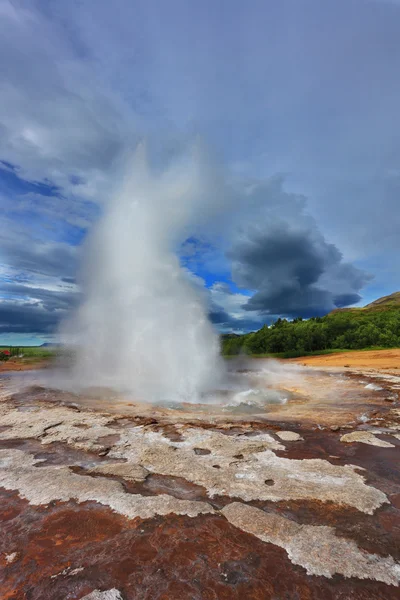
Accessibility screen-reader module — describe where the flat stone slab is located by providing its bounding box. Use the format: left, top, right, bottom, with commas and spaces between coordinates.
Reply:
340, 431, 395, 448
275, 430, 303, 441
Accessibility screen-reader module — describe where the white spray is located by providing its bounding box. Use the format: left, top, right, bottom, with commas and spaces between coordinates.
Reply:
61, 144, 224, 402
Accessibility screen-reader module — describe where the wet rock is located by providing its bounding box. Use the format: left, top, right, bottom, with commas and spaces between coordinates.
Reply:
193, 448, 210, 455
222, 503, 400, 586
51, 565, 84, 579
142, 474, 208, 501
111, 427, 388, 513
275, 431, 303, 441
0, 448, 214, 520
81, 589, 124, 600
0, 404, 118, 452
98, 448, 111, 457
2, 494, 399, 600
88, 462, 149, 482
1, 372, 399, 599
340, 431, 396, 448
4, 551, 18, 564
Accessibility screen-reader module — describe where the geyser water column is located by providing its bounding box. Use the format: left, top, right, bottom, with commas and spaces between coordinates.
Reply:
61, 145, 224, 403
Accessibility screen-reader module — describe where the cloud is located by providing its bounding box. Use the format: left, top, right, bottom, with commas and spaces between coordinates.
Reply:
0, 301, 58, 334
0, 233, 79, 334
1, 0, 399, 338
227, 179, 372, 319
182, 274, 265, 334
208, 282, 267, 333
1, 237, 78, 280
0, 282, 79, 334
0, 1, 131, 200
0, 281, 78, 310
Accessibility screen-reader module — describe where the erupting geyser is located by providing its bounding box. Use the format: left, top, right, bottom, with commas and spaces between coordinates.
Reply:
61, 145, 224, 403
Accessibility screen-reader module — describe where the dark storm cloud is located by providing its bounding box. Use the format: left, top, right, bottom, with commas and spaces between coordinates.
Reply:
0, 301, 59, 334
334, 293, 362, 308
0, 211, 81, 335
228, 181, 372, 319
209, 306, 266, 333
209, 306, 232, 325
0, 284, 79, 334
208, 283, 269, 333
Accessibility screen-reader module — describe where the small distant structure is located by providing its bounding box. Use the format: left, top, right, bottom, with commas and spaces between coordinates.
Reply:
0, 349, 11, 361
0, 347, 23, 360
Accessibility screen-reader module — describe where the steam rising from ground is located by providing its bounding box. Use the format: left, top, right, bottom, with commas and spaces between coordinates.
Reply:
57, 145, 312, 408
60, 145, 224, 403
220, 357, 308, 410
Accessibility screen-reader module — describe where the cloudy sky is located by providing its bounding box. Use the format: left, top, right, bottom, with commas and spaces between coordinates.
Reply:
1, 0, 400, 344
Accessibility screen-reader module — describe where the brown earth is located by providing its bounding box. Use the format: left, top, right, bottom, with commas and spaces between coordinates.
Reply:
0, 358, 51, 372
290, 348, 400, 370
1, 493, 398, 600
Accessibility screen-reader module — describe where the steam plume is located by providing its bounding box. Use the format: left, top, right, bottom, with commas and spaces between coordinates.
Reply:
61, 144, 223, 402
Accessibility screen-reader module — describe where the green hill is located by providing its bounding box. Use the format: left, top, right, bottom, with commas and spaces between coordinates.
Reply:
364, 291, 400, 310
221, 292, 400, 357
331, 291, 400, 314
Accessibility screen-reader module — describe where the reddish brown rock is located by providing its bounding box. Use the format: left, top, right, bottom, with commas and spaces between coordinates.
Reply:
0, 367, 399, 599
0, 491, 398, 600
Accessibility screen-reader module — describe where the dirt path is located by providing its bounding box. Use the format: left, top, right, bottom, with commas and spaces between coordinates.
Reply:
291, 348, 400, 370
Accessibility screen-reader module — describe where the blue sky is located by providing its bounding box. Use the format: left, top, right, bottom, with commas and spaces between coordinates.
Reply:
1, 0, 400, 344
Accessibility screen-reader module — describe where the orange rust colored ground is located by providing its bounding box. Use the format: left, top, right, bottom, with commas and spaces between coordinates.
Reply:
0, 359, 50, 373
1, 492, 398, 600
291, 348, 400, 370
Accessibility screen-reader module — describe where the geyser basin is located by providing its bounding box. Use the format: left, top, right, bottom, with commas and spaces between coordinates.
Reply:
4, 359, 392, 426
24, 359, 291, 416
155, 386, 290, 415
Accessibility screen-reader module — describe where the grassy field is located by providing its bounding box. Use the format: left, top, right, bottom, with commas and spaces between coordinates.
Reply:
0, 346, 56, 359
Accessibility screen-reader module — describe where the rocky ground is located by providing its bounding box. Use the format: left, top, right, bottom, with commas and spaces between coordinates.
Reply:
0, 359, 399, 599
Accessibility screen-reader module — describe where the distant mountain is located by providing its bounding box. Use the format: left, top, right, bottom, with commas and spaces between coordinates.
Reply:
331, 291, 400, 314
40, 342, 59, 347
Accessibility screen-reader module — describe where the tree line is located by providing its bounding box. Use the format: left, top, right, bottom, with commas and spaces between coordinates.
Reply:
221, 308, 400, 357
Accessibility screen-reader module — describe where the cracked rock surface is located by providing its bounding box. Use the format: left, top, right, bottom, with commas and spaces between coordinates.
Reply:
0, 367, 400, 599
108, 426, 388, 513
222, 502, 400, 585
0, 449, 214, 520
